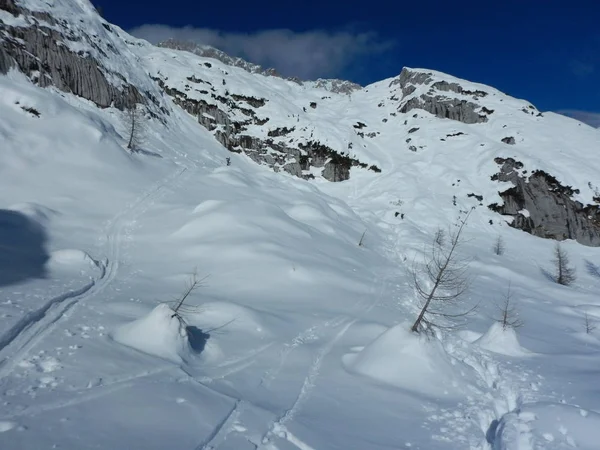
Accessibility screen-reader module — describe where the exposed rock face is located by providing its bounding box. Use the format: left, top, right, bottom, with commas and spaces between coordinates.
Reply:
308, 78, 361, 95
0, 1, 148, 110
158, 39, 362, 95
489, 157, 600, 246
502, 136, 516, 145
393, 68, 492, 124
155, 76, 371, 181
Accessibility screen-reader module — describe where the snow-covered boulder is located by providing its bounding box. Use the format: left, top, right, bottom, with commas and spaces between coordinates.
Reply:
343, 323, 465, 398
475, 322, 529, 357
112, 304, 191, 363
47, 249, 101, 278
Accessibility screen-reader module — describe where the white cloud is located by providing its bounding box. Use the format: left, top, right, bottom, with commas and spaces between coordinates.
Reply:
569, 60, 595, 77
556, 110, 600, 128
129, 25, 394, 80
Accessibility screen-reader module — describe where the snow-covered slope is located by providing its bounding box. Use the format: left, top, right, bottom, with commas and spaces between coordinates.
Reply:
1, 1, 600, 449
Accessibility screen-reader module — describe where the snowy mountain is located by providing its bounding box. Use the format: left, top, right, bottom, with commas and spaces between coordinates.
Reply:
1, 1, 600, 449
158, 39, 362, 95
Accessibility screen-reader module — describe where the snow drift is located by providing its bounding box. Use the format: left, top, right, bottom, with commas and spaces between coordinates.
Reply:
112, 304, 191, 363
343, 324, 466, 398
475, 322, 530, 357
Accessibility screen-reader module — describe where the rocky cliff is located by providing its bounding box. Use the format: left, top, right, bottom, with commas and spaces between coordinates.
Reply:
0, 0, 165, 113
489, 158, 600, 246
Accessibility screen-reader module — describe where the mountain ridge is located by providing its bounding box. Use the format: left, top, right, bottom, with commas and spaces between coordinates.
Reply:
2, 2, 600, 449
1, 0, 599, 248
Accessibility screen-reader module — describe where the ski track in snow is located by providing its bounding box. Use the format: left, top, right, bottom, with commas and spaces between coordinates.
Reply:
0, 166, 191, 389
1, 364, 176, 420
197, 271, 391, 450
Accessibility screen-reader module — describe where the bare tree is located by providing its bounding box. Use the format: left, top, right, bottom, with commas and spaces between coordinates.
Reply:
553, 243, 576, 286
125, 103, 145, 152
167, 269, 207, 324
493, 235, 505, 256
584, 313, 596, 334
358, 229, 367, 247
410, 211, 475, 334
495, 282, 523, 330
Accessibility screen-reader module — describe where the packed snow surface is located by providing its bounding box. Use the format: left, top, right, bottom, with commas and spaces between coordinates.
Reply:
1, 1, 600, 449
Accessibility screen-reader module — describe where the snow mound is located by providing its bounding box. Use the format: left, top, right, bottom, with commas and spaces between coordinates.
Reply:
343, 323, 465, 398
47, 249, 100, 276
192, 199, 226, 215
8, 202, 57, 226
112, 304, 191, 363
0, 421, 17, 433
493, 402, 600, 450
183, 301, 269, 364
188, 301, 268, 337
475, 322, 530, 357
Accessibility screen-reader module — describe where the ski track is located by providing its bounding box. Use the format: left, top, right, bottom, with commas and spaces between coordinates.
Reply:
196, 400, 246, 450
1, 364, 175, 420
258, 318, 356, 450
0, 165, 190, 387
199, 271, 391, 450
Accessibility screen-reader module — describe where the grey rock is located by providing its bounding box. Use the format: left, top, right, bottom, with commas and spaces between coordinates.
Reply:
399, 95, 487, 124
489, 157, 600, 246
322, 161, 350, 182
501, 136, 516, 145
158, 77, 366, 181
0, 9, 145, 110
309, 78, 361, 95
283, 161, 302, 177
394, 68, 490, 124
0, 0, 20, 16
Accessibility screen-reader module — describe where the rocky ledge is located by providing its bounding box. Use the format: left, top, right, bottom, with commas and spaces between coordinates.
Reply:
488, 157, 600, 246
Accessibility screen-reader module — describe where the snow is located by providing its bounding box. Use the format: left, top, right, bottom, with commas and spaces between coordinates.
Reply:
1, 1, 600, 448
343, 324, 467, 399
493, 402, 600, 450
112, 304, 191, 363
475, 322, 530, 357
47, 249, 99, 278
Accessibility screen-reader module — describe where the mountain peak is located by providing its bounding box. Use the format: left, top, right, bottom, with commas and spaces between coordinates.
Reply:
157, 38, 362, 94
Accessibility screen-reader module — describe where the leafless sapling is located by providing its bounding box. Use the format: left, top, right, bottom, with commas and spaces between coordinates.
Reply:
495, 282, 523, 330
584, 313, 596, 334
552, 243, 576, 286
358, 229, 367, 247
493, 235, 505, 256
125, 103, 145, 152
410, 211, 475, 334
168, 270, 207, 324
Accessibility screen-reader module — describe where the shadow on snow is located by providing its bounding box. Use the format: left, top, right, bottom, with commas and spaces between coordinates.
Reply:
0, 209, 50, 287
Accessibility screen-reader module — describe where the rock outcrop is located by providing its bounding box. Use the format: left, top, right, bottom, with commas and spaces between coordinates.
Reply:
489, 157, 600, 246
393, 68, 493, 124
154, 76, 372, 181
0, 1, 150, 110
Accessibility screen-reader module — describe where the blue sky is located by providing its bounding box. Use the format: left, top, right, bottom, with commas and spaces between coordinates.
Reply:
97, 0, 599, 116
